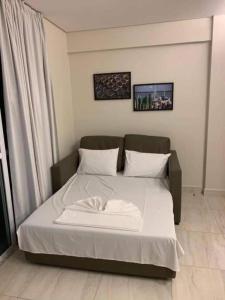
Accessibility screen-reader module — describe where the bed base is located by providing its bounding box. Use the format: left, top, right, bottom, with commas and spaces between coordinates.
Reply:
25, 252, 176, 279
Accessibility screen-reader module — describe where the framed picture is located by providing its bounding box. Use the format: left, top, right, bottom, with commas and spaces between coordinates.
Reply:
133, 83, 174, 111
93, 72, 131, 100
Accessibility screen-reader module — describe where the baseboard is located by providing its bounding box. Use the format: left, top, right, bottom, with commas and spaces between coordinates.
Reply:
182, 186, 202, 194
203, 188, 225, 197
182, 186, 225, 196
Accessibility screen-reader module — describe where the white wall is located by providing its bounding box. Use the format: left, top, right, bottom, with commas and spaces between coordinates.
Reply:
205, 15, 225, 193
67, 18, 211, 53
43, 16, 225, 191
44, 20, 75, 159
67, 19, 211, 188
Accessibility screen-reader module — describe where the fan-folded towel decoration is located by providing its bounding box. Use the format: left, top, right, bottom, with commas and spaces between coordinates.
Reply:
55, 196, 143, 232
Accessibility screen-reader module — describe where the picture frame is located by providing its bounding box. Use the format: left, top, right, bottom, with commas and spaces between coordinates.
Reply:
133, 83, 174, 111
93, 72, 131, 100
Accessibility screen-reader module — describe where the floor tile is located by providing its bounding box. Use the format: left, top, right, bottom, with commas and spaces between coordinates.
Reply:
211, 209, 225, 234
19, 264, 62, 300
220, 270, 225, 295
176, 230, 209, 267
0, 251, 38, 297
172, 266, 225, 300
179, 207, 221, 233
182, 192, 209, 210
206, 195, 225, 211
94, 274, 129, 300
94, 273, 172, 300
176, 229, 225, 270
207, 234, 225, 270
128, 276, 172, 300
79, 271, 102, 300
43, 268, 99, 300
0, 295, 18, 300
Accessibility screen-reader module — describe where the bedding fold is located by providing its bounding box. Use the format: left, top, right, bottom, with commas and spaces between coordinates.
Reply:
54, 196, 143, 232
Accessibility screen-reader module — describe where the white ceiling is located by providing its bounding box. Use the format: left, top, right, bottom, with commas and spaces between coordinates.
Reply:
26, 0, 225, 32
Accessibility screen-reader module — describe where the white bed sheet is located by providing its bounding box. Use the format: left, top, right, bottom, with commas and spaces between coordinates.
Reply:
17, 173, 184, 271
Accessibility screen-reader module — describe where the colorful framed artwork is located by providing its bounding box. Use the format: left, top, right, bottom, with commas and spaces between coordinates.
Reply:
133, 83, 174, 111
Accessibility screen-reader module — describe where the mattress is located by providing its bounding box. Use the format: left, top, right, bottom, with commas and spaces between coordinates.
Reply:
17, 173, 184, 271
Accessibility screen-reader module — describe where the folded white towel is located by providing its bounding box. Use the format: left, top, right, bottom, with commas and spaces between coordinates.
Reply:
69, 196, 106, 212
68, 196, 141, 215
55, 197, 143, 232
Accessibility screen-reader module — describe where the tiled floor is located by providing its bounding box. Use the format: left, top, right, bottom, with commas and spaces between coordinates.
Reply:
1, 191, 225, 300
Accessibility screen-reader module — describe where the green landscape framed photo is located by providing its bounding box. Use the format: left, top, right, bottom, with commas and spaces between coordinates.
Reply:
133, 83, 174, 111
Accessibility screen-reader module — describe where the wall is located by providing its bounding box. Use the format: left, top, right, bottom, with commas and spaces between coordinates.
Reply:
42, 15, 225, 191
67, 18, 211, 53
205, 15, 225, 193
44, 20, 75, 159
67, 18, 211, 188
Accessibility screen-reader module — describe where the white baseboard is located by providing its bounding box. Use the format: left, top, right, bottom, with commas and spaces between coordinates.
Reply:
182, 186, 202, 194
182, 186, 225, 197
203, 188, 225, 197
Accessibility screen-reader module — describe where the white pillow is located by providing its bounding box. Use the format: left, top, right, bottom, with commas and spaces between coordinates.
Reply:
77, 148, 119, 176
124, 150, 171, 178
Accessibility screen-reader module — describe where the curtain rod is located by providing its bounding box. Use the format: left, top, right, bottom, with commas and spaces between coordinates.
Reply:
21, 1, 41, 14
21, 1, 66, 32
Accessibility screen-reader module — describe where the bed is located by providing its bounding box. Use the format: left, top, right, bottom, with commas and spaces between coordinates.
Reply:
17, 134, 183, 279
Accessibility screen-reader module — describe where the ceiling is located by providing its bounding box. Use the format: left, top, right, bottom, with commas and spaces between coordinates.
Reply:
26, 0, 225, 32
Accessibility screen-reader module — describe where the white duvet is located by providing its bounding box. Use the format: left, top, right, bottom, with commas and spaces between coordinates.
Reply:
17, 173, 184, 271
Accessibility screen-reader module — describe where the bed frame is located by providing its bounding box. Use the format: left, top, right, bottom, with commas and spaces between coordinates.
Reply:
25, 252, 176, 279
25, 134, 182, 279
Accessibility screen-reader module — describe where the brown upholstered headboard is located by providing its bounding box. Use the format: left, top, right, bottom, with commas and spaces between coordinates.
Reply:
79, 134, 171, 171
124, 134, 170, 154
80, 136, 124, 171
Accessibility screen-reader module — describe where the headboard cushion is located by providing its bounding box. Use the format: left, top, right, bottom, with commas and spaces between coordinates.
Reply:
80, 136, 124, 171
124, 134, 170, 154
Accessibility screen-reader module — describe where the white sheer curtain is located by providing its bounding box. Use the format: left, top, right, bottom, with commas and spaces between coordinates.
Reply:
0, 0, 58, 227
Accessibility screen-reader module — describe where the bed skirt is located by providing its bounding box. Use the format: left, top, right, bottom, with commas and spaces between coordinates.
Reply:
25, 252, 176, 279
